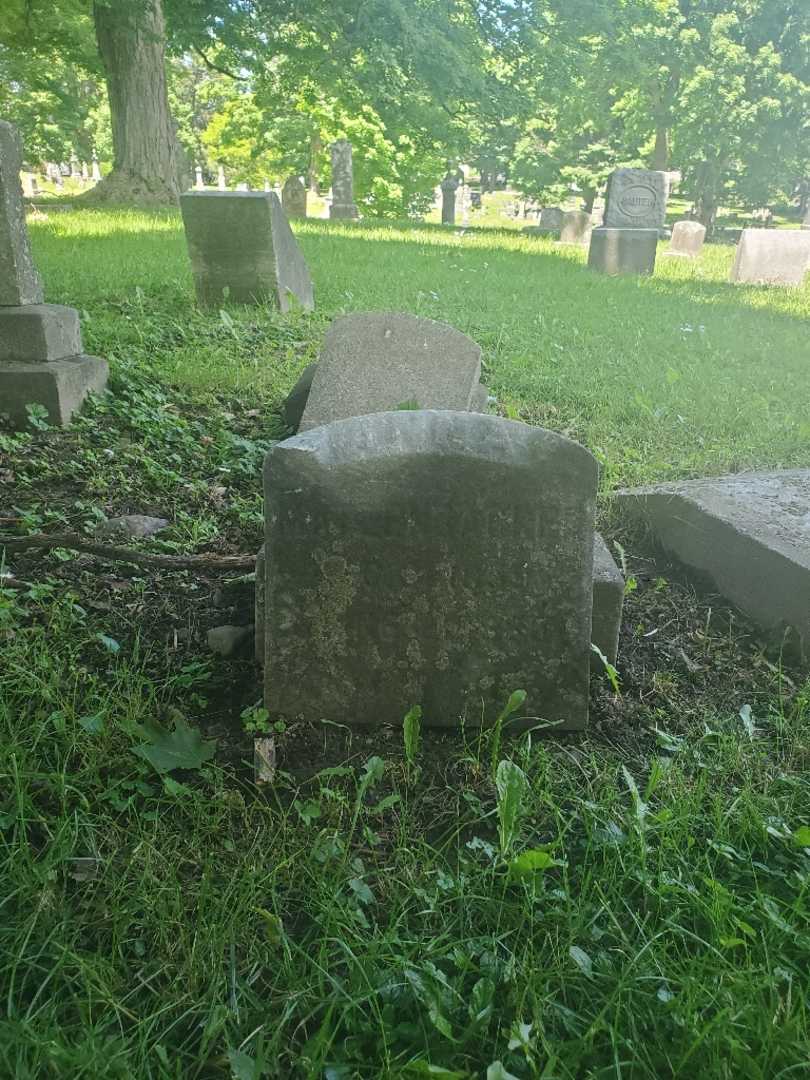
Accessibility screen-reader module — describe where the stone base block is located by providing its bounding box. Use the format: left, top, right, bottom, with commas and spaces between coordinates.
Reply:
0, 354, 108, 428
587, 227, 659, 276
0, 304, 83, 362
592, 534, 624, 672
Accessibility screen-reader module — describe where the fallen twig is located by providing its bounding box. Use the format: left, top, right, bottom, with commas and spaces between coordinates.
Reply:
0, 532, 257, 571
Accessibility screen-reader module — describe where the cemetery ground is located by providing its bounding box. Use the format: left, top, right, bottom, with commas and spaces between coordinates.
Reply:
1, 208, 810, 1079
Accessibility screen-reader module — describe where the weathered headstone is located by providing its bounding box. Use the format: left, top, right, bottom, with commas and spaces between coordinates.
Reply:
558, 210, 592, 245
329, 139, 359, 219
179, 191, 314, 311
0, 122, 108, 428
194, 165, 204, 190
729, 229, 810, 287
217, 164, 226, 190
262, 410, 597, 729
281, 175, 307, 219
603, 169, 667, 230
441, 172, 459, 225
91, 158, 101, 182
664, 220, 706, 259
591, 534, 624, 672
616, 470, 810, 659
524, 206, 564, 237
470, 190, 482, 210
299, 312, 481, 433
20, 171, 36, 200
588, 168, 667, 276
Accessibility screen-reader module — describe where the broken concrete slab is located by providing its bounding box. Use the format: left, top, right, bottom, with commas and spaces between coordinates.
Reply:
592, 534, 624, 671
616, 470, 810, 657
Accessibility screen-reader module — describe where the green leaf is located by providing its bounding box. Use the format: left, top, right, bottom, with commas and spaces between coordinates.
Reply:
95, 632, 120, 654
792, 826, 810, 847
495, 759, 528, 856
78, 713, 104, 734
569, 945, 593, 976
403, 1062, 468, 1079
348, 877, 374, 905
132, 712, 216, 774
227, 1049, 259, 1080
487, 1063, 520, 1080
508, 848, 556, 878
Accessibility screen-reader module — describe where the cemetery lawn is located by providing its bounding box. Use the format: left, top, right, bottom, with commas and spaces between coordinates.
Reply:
1, 208, 809, 1078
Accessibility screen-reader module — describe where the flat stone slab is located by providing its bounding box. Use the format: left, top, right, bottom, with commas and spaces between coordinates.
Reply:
616, 471, 810, 656
0, 304, 82, 363
179, 191, 314, 310
588, 227, 658, 276
299, 313, 482, 433
0, 121, 44, 305
0, 354, 108, 428
729, 228, 810, 287
592, 534, 624, 671
263, 410, 597, 729
603, 169, 667, 230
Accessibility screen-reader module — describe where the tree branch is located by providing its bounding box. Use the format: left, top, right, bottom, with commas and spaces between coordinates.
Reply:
0, 532, 257, 572
191, 43, 243, 80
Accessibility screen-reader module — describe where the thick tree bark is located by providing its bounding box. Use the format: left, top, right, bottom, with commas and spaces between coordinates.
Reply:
652, 125, 669, 171
91, 0, 181, 205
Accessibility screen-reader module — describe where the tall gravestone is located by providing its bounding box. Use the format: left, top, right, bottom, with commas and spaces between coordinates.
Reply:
729, 229, 810, 287
179, 191, 314, 311
664, 220, 706, 259
262, 410, 598, 730
441, 172, 459, 225
329, 140, 359, 219
588, 168, 666, 275
281, 176, 307, 219
298, 313, 482, 432
0, 123, 107, 428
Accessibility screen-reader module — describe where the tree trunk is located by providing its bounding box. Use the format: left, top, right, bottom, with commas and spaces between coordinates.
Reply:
91, 0, 180, 205
652, 125, 669, 171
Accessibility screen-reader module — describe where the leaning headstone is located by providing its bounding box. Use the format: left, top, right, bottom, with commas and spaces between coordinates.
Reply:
281, 175, 307, 219
616, 470, 810, 659
558, 210, 592, 245
729, 229, 810, 287
440, 172, 459, 225
329, 139, 359, 219
263, 410, 597, 729
180, 191, 314, 311
299, 312, 481, 433
664, 219, 706, 258
0, 122, 108, 428
603, 169, 667, 230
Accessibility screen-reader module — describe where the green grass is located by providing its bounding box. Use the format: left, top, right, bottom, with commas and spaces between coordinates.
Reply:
1, 207, 809, 1078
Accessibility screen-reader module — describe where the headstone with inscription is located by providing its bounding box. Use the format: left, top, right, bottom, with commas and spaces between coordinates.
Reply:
281, 176, 307, 219
588, 168, 666, 276
179, 190, 314, 311
262, 410, 598, 730
729, 229, 810, 287
0, 122, 108, 428
329, 140, 359, 219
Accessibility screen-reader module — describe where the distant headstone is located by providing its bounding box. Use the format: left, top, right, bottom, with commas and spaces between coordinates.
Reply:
236, 181, 249, 191
20, 172, 36, 199
264, 178, 271, 192
217, 165, 226, 191
194, 165, 204, 190
91, 158, 101, 182
665, 220, 706, 258
616, 470, 810, 659
262, 410, 597, 729
603, 169, 667, 230
329, 140, 359, 219
0, 123, 44, 306
559, 210, 592, 245
0, 122, 108, 428
523, 206, 564, 237
299, 312, 481, 433
179, 191, 314, 311
81, 161, 88, 181
440, 172, 459, 225
729, 229, 810, 287
587, 227, 659, 276
70, 155, 80, 179
282, 175, 307, 219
